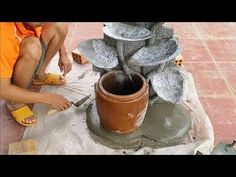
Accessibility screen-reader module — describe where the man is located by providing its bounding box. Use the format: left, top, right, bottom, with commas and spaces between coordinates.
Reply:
0, 22, 72, 126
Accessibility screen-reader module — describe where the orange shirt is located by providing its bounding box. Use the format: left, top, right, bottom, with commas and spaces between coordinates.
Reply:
0, 22, 42, 79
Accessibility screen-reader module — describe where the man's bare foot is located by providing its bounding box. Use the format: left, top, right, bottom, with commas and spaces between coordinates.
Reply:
6, 102, 36, 125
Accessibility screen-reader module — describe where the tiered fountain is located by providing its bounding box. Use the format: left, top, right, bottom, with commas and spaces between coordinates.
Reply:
78, 22, 191, 149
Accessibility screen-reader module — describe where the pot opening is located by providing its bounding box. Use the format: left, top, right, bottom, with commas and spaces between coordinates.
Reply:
102, 72, 143, 95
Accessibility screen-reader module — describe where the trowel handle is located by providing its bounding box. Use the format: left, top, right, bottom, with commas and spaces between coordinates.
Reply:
47, 100, 74, 115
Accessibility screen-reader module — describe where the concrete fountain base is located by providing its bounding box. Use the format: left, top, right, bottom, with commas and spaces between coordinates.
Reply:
87, 101, 191, 149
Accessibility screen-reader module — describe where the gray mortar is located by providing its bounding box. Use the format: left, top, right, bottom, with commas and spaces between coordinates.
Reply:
86, 101, 191, 149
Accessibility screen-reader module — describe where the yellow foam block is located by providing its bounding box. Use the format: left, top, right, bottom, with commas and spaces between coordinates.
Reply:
8, 139, 37, 155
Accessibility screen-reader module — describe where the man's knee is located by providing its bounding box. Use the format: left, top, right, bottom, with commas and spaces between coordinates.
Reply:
54, 23, 68, 38
21, 37, 42, 61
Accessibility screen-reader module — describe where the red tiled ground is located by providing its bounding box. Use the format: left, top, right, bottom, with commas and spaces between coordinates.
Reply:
1, 22, 236, 154
64, 23, 103, 52
194, 23, 236, 39
179, 38, 214, 62
175, 22, 236, 145
204, 39, 236, 62
185, 63, 231, 97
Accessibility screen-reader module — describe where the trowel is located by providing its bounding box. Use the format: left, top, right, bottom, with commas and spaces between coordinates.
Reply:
48, 95, 91, 115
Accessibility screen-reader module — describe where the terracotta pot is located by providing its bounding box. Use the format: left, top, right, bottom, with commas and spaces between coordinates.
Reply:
95, 71, 149, 133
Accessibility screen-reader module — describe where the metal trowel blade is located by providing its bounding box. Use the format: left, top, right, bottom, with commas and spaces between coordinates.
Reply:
72, 95, 91, 107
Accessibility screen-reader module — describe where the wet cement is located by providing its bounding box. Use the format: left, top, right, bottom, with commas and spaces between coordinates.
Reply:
86, 101, 191, 149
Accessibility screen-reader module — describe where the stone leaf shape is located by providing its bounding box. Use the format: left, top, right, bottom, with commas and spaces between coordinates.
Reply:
77, 39, 119, 69
121, 22, 157, 29
160, 26, 174, 40
128, 38, 181, 66
151, 67, 184, 103
103, 22, 154, 42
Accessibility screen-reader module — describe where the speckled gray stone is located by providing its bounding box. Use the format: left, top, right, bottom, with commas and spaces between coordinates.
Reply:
104, 34, 146, 59
103, 23, 154, 42
78, 23, 183, 104
152, 26, 174, 45
128, 38, 181, 66
77, 39, 119, 69
151, 67, 184, 103
121, 22, 157, 29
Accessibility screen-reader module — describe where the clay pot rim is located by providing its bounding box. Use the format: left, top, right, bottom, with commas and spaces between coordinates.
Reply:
98, 70, 147, 101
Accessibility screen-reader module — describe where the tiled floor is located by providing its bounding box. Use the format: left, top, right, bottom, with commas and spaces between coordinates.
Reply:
1, 22, 236, 154
168, 22, 236, 145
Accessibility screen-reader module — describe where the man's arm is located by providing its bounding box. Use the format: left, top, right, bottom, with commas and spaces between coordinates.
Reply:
58, 43, 72, 76
59, 43, 68, 57
0, 78, 48, 103
0, 78, 71, 111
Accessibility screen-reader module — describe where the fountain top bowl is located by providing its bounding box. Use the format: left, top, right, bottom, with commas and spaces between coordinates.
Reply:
103, 23, 154, 42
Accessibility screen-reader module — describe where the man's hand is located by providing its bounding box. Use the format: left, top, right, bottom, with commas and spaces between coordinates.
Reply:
58, 55, 72, 76
0, 78, 71, 113
45, 93, 72, 111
